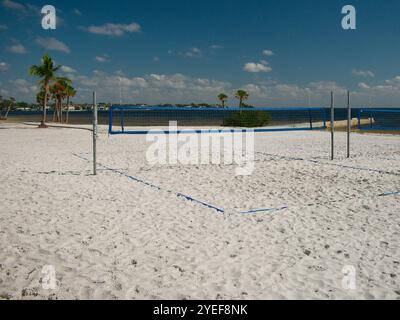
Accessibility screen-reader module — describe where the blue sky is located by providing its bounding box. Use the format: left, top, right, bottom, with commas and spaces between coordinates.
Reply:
1, 0, 400, 106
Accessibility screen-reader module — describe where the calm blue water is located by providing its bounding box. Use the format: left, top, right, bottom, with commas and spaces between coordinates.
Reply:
8, 107, 400, 128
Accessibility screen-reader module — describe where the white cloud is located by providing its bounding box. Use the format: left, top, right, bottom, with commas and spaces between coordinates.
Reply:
0, 24, 8, 30
243, 62, 272, 73
60, 65, 76, 73
153, 56, 160, 62
0, 88, 9, 95
72, 8, 81, 16
95, 54, 109, 63
73, 72, 232, 103
1, 1, 40, 19
0, 61, 10, 71
1, 0, 24, 10
307, 81, 347, 95
358, 82, 370, 90
8, 78, 36, 94
86, 22, 141, 36
262, 49, 274, 56
240, 80, 350, 106
6, 43, 27, 54
352, 69, 375, 77
36, 37, 70, 53
176, 45, 223, 58
181, 47, 203, 58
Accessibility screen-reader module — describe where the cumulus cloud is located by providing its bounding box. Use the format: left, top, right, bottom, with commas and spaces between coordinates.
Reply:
0, 61, 10, 71
352, 69, 375, 78
6, 43, 27, 54
8, 78, 37, 94
72, 8, 81, 16
60, 65, 76, 73
240, 80, 351, 106
180, 47, 203, 58
36, 37, 70, 53
243, 61, 272, 73
1, 0, 24, 10
262, 49, 274, 56
95, 54, 109, 63
72, 72, 232, 103
358, 82, 370, 89
1, 1, 40, 18
85, 22, 141, 36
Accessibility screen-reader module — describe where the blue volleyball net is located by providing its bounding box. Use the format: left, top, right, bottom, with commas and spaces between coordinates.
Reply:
358, 109, 400, 131
108, 106, 327, 134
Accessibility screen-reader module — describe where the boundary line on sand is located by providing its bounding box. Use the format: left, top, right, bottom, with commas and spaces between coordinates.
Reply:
73, 153, 400, 216
255, 152, 400, 177
22, 122, 93, 132
74, 153, 225, 214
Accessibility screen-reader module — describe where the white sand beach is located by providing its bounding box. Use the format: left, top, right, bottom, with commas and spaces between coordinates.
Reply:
0, 123, 399, 300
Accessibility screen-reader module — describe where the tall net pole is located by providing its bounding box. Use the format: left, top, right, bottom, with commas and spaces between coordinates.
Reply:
347, 90, 351, 158
93, 91, 98, 175
331, 91, 335, 161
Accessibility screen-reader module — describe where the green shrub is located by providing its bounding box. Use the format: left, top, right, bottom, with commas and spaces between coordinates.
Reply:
223, 110, 271, 128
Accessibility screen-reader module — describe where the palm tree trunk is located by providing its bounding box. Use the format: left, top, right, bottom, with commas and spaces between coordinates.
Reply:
56, 100, 60, 123
66, 96, 70, 123
52, 98, 56, 122
4, 104, 11, 119
40, 85, 48, 128
59, 98, 63, 123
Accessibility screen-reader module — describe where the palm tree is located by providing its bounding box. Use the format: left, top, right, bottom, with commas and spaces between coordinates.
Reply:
29, 54, 60, 128
65, 85, 77, 123
49, 77, 71, 123
217, 93, 228, 108
58, 78, 72, 123
36, 90, 46, 107
49, 83, 59, 122
4, 97, 15, 119
235, 90, 249, 108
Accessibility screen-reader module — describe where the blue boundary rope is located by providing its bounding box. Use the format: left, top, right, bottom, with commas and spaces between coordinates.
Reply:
74, 153, 225, 213
378, 191, 400, 197
255, 152, 400, 177
74, 153, 399, 216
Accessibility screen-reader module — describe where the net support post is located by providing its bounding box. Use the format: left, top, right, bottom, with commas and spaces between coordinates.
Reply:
330, 91, 334, 161
347, 90, 351, 158
92, 91, 98, 175
108, 106, 113, 134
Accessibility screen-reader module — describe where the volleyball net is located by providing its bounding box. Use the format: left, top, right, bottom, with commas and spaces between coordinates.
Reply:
108, 106, 327, 134
358, 109, 400, 131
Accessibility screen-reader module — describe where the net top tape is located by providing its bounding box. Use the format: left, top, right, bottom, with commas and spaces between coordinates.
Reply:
110, 106, 327, 112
